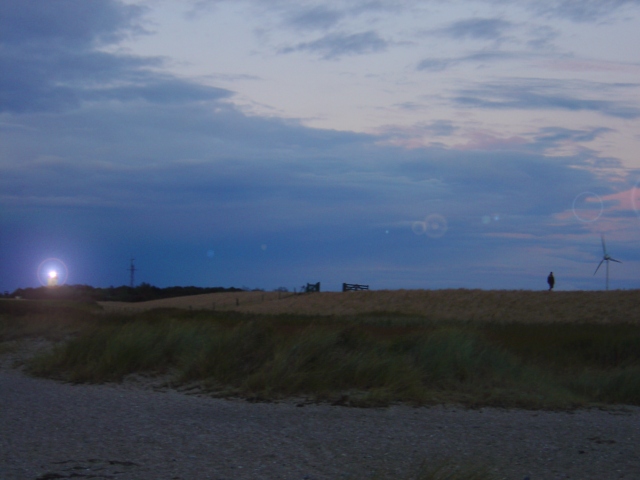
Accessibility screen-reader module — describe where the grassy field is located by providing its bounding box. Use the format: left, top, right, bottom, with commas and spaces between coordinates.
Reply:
99, 288, 639, 324
3, 289, 639, 410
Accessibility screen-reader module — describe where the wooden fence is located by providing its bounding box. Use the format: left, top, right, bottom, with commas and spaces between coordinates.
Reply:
303, 282, 321, 293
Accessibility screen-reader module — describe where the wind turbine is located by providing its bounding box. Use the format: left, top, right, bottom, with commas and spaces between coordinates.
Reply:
593, 235, 622, 291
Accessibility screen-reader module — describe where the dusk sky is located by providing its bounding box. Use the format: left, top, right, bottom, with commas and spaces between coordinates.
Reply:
2, 0, 640, 293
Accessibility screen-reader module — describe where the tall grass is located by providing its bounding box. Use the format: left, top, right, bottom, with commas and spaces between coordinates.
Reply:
22, 304, 640, 408
0, 299, 100, 342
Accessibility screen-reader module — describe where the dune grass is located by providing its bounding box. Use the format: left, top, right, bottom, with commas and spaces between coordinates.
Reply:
0, 298, 100, 342
15, 300, 640, 409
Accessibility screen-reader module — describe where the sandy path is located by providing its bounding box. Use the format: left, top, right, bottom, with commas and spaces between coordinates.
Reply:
2, 366, 639, 480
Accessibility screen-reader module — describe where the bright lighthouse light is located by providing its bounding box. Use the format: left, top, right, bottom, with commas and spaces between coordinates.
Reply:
37, 258, 69, 286
47, 269, 59, 286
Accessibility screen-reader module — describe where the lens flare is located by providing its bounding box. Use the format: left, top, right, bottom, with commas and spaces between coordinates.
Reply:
424, 214, 448, 238
37, 258, 68, 286
572, 192, 603, 223
412, 214, 448, 238
412, 221, 427, 235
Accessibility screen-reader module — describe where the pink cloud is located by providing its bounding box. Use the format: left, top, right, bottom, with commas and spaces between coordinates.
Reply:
600, 188, 640, 212
454, 132, 527, 151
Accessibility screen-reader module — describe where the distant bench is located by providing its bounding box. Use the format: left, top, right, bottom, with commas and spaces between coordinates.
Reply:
342, 283, 369, 292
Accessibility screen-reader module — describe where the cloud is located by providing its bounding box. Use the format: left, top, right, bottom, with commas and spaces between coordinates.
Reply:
417, 51, 526, 71
526, 25, 560, 49
420, 14, 562, 52
3, 0, 639, 291
1, 96, 615, 232
0, 0, 232, 114
273, 0, 411, 28
374, 120, 459, 148
527, 0, 640, 22
88, 79, 231, 104
432, 18, 513, 40
278, 30, 389, 59
285, 5, 343, 30
2, 92, 633, 290
532, 126, 614, 144
0, 0, 145, 46
452, 80, 640, 118
422, 120, 458, 137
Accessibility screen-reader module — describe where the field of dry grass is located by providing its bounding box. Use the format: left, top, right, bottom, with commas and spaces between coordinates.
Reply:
6, 293, 640, 408
99, 289, 640, 324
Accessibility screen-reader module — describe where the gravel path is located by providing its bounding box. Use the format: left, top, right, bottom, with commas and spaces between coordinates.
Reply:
1, 345, 639, 480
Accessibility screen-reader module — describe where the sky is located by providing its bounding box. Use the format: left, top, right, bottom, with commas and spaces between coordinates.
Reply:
2, 0, 640, 293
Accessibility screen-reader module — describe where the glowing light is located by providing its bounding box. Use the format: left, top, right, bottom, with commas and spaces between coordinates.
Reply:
37, 258, 69, 286
482, 214, 501, 225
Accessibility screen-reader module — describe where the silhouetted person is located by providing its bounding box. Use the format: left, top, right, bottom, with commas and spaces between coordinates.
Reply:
547, 272, 555, 291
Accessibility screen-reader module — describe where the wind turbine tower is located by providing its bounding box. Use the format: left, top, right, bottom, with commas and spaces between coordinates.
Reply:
593, 235, 621, 291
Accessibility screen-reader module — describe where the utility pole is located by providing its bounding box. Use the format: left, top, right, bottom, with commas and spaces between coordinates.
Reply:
129, 258, 136, 288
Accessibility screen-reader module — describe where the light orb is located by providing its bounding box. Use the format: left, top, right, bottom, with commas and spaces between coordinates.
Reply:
37, 258, 69, 286
572, 192, 603, 223
424, 214, 448, 238
47, 270, 58, 286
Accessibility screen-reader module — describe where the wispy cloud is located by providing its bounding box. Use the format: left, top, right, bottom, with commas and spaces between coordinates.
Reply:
278, 30, 389, 59
452, 80, 640, 118
417, 51, 527, 71
527, 0, 640, 22
285, 5, 343, 30
432, 18, 513, 40
374, 120, 459, 147
532, 126, 614, 144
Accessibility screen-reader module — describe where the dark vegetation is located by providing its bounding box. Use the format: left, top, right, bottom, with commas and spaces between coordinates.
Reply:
2, 299, 639, 410
5, 283, 243, 303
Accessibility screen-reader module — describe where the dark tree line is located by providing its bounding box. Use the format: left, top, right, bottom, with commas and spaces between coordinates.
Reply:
6, 283, 244, 303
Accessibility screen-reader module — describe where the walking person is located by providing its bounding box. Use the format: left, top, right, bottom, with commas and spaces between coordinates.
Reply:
547, 272, 555, 291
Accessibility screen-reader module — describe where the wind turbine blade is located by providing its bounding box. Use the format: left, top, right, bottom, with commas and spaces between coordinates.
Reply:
601, 235, 607, 255
594, 259, 605, 275
609, 258, 622, 264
